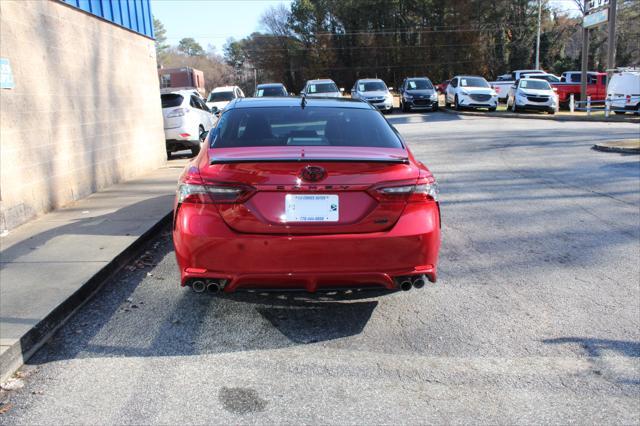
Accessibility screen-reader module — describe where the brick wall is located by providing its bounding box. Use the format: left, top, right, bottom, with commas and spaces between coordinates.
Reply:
0, 0, 166, 231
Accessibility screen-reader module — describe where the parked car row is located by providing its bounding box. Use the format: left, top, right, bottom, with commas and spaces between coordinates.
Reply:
160, 68, 638, 158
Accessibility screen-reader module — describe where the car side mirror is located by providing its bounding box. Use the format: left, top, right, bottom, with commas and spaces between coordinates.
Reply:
214, 110, 221, 117
200, 129, 209, 141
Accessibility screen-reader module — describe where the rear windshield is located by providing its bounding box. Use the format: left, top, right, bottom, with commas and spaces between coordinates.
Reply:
406, 79, 433, 90
520, 80, 551, 90
208, 91, 234, 102
210, 107, 403, 149
306, 82, 339, 94
256, 86, 287, 97
161, 94, 183, 108
460, 77, 489, 88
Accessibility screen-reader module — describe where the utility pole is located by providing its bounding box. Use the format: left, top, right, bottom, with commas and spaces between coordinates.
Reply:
580, 0, 589, 102
606, 0, 617, 84
253, 68, 257, 94
535, 0, 542, 70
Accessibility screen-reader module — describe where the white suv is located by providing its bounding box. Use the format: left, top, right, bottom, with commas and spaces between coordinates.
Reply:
162, 90, 216, 158
507, 78, 557, 114
206, 86, 244, 113
445, 75, 498, 111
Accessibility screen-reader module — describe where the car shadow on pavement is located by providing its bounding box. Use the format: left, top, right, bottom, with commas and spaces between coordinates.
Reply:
221, 292, 380, 344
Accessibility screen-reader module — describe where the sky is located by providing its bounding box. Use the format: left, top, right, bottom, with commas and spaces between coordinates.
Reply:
151, 0, 292, 53
151, 0, 582, 54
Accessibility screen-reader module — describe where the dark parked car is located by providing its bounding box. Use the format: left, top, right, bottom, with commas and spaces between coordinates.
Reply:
399, 77, 439, 112
254, 83, 289, 97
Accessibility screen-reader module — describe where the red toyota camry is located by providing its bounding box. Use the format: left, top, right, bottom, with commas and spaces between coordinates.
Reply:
172, 96, 441, 294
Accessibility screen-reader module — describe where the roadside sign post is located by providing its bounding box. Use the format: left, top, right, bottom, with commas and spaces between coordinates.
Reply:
587, 96, 592, 116
605, 98, 610, 117
570, 93, 575, 113
606, 0, 617, 85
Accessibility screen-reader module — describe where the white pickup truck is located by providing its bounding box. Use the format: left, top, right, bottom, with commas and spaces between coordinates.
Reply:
490, 69, 545, 102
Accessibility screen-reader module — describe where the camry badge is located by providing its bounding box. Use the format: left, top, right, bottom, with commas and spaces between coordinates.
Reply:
300, 165, 327, 182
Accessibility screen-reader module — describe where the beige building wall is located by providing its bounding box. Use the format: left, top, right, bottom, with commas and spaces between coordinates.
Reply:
0, 0, 166, 231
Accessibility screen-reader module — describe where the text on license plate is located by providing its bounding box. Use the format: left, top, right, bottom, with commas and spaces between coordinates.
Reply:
285, 194, 339, 222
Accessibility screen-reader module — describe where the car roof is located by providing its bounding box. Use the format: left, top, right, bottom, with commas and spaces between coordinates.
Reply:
211, 86, 236, 93
454, 75, 486, 79
520, 77, 550, 81
305, 79, 336, 84
405, 76, 431, 80
357, 78, 384, 82
257, 83, 285, 88
224, 97, 373, 110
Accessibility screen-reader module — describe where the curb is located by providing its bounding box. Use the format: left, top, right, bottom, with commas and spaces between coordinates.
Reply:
0, 212, 172, 383
440, 107, 640, 123
592, 144, 640, 154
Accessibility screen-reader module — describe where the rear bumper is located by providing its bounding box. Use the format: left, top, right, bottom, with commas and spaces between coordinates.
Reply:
173, 202, 441, 292
165, 126, 199, 151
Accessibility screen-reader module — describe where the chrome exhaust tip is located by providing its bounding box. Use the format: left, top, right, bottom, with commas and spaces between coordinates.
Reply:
207, 281, 221, 294
191, 280, 206, 293
412, 275, 426, 289
399, 279, 412, 291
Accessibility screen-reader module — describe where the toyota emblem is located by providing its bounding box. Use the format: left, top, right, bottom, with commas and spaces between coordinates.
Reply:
300, 165, 327, 182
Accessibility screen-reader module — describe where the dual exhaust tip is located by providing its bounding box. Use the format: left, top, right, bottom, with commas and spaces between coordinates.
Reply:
190, 279, 223, 294
194, 277, 426, 293
398, 275, 427, 291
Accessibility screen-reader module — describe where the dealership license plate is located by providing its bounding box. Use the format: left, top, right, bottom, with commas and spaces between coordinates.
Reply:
285, 194, 339, 222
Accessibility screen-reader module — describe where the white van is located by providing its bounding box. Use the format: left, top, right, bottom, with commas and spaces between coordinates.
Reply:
607, 69, 640, 114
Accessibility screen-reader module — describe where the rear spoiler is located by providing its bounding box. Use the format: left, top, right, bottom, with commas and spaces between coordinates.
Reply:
210, 157, 409, 165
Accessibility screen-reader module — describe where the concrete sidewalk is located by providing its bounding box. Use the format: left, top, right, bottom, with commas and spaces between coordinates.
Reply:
0, 158, 187, 382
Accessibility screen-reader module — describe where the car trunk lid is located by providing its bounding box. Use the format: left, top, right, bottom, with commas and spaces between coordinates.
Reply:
199, 146, 419, 234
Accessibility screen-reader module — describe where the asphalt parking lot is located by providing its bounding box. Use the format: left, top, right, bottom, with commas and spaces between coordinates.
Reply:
1, 112, 638, 424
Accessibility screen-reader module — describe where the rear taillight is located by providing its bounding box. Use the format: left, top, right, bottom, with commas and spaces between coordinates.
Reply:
177, 183, 254, 204
374, 176, 438, 202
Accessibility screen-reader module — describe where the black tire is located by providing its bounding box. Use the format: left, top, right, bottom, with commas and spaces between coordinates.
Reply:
401, 102, 409, 113
432, 104, 439, 112
488, 106, 497, 112
454, 95, 461, 111
166, 151, 172, 160
548, 108, 556, 115
512, 101, 519, 113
